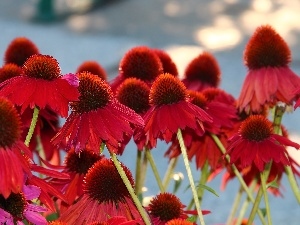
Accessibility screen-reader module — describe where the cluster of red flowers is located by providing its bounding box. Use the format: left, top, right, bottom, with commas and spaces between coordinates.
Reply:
0, 24, 299, 225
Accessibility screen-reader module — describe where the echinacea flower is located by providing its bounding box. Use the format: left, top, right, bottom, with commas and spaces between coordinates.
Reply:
0, 97, 32, 198
52, 147, 102, 208
165, 218, 196, 225
0, 63, 22, 83
0, 184, 47, 225
139, 73, 212, 149
52, 72, 144, 154
147, 192, 209, 225
76, 60, 107, 81
4, 37, 39, 66
165, 89, 237, 170
0, 54, 79, 117
110, 46, 163, 91
152, 48, 178, 77
226, 115, 300, 171
116, 78, 151, 150
237, 25, 300, 113
59, 158, 143, 225
181, 51, 221, 91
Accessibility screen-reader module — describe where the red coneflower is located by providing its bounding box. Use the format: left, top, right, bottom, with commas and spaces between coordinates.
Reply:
110, 46, 163, 91
0, 184, 47, 225
237, 25, 300, 113
52, 72, 144, 154
147, 192, 208, 225
4, 37, 39, 66
52, 147, 102, 209
138, 73, 212, 149
0, 97, 32, 198
76, 60, 107, 81
0, 54, 79, 117
152, 48, 178, 77
182, 52, 221, 91
0, 63, 22, 83
226, 115, 300, 171
165, 218, 196, 225
165, 89, 237, 170
59, 158, 143, 225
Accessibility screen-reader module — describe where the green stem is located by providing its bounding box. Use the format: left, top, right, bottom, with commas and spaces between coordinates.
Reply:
235, 180, 257, 225
110, 152, 151, 225
272, 105, 285, 135
187, 160, 209, 209
145, 148, 165, 193
135, 150, 143, 201
285, 165, 300, 203
211, 133, 267, 225
140, 150, 148, 193
162, 157, 179, 190
24, 107, 40, 147
177, 129, 206, 225
226, 185, 243, 225
260, 171, 272, 225
246, 187, 264, 225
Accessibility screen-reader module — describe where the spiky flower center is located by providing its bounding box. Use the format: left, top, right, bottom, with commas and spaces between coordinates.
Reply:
71, 72, 113, 114
150, 73, 187, 106
240, 115, 272, 142
116, 78, 150, 114
185, 52, 220, 87
0, 97, 22, 148
65, 148, 102, 174
84, 158, 134, 203
0, 192, 27, 219
152, 49, 178, 76
23, 54, 61, 80
148, 193, 183, 222
76, 61, 107, 81
4, 37, 39, 66
0, 63, 22, 83
166, 218, 194, 225
120, 46, 163, 81
188, 90, 207, 109
244, 25, 291, 69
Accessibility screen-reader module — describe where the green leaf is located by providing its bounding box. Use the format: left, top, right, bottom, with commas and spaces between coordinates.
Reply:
184, 183, 219, 197
186, 215, 197, 223
266, 176, 279, 189
260, 208, 267, 217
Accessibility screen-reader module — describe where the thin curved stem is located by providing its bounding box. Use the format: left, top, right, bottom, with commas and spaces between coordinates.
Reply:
145, 148, 165, 193
24, 107, 40, 147
226, 185, 243, 225
285, 165, 300, 204
135, 150, 143, 201
162, 157, 179, 190
260, 171, 272, 225
177, 129, 206, 225
110, 152, 152, 225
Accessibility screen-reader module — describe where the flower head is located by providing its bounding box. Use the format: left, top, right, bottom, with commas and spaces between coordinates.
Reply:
4, 37, 39, 66
182, 52, 221, 91
147, 193, 186, 224
237, 25, 300, 113
227, 115, 300, 171
0, 63, 22, 83
110, 46, 163, 91
76, 60, 107, 81
0, 184, 47, 225
116, 78, 150, 114
0, 97, 32, 198
152, 48, 178, 76
59, 158, 143, 225
52, 72, 144, 154
0, 54, 79, 117
139, 73, 212, 148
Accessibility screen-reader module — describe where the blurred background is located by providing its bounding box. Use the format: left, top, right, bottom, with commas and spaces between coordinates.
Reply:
1, 0, 300, 224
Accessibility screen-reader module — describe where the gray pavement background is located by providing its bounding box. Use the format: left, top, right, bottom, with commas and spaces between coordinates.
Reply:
1, 0, 300, 224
